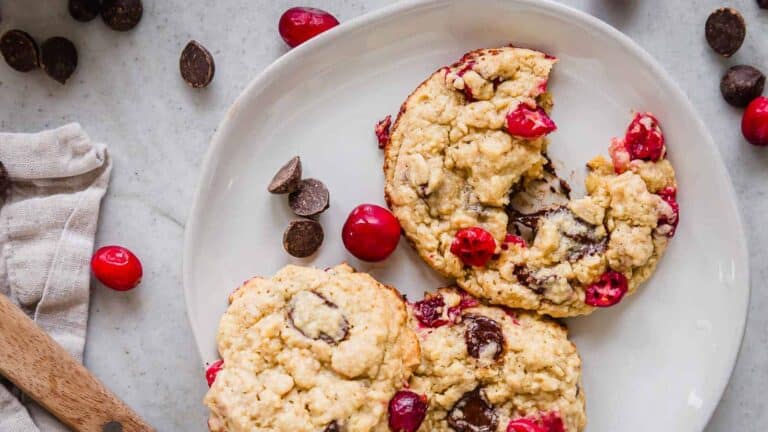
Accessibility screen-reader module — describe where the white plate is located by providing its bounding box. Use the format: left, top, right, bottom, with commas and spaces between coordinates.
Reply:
183, 1, 749, 430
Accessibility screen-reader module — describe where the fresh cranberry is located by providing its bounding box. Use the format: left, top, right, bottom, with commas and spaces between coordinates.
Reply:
451, 227, 497, 267
584, 271, 628, 307
502, 234, 527, 250
205, 359, 224, 387
624, 112, 665, 161
742, 96, 768, 146
506, 105, 557, 138
375, 115, 392, 149
342, 204, 401, 262
388, 390, 428, 432
91, 245, 143, 291
657, 187, 680, 237
278, 7, 339, 48
507, 418, 545, 432
412, 295, 448, 328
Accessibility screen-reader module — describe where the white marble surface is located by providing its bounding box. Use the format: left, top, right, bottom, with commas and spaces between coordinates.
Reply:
0, 0, 765, 430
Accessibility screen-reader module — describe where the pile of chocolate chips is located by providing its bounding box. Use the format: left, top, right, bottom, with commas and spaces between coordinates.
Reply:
0, 0, 143, 84
268, 156, 330, 257
705, 6, 766, 107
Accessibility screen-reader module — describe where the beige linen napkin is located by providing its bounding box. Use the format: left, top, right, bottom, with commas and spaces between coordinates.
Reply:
0, 123, 112, 431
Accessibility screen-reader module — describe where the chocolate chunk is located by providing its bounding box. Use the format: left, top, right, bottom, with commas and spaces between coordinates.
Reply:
179, 40, 215, 88
101, 0, 143, 31
447, 387, 498, 432
0, 161, 10, 203
283, 219, 324, 257
69, 0, 101, 22
721, 65, 765, 107
565, 237, 607, 262
289, 178, 329, 217
705, 8, 745, 57
288, 291, 349, 344
463, 314, 504, 360
323, 421, 340, 432
1, 30, 39, 72
268, 156, 302, 194
40, 37, 78, 84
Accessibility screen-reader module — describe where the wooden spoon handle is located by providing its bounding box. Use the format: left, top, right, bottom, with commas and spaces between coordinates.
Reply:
0, 294, 154, 432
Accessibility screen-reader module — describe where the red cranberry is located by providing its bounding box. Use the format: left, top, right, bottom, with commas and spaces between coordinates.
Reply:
742, 96, 768, 146
451, 227, 497, 267
342, 204, 401, 262
507, 418, 545, 432
412, 295, 448, 328
375, 115, 392, 149
205, 359, 224, 387
278, 7, 339, 48
506, 105, 557, 138
540, 412, 565, 432
91, 245, 143, 291
624, 112, 665, 161
502, 234, 527, 250
584, 271, 628, 307
657, 187, 680, 237
388, 390, 428, 432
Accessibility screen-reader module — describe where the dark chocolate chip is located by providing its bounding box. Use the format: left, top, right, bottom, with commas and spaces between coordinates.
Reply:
179, 40, 215, 88
40, 37, 78, 84
69, 0, 101, 22
268, 156, 302, 194
0, 161, 10, 203
705, 8, 745, 57
463, 314, 504, 360
287, 291, 349, 344
0, 30, 39, 72
289, 178, 329, 217
101, 0, 142, 31
759, 0, 768, 9
323, 421, 340, 432
720, 65, 765, 107
447, 387, 498, 432
283, 219, 324, 257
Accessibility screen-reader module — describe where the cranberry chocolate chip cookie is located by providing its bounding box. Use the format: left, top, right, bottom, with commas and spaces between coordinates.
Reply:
393, 287, 586, 432
204, 264, 420, 431
383, 47, 678, 317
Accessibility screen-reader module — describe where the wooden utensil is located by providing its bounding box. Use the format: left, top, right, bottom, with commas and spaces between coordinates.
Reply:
0, 294, 155, 432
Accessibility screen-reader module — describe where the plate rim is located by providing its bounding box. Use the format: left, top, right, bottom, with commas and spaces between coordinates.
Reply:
182, 0, 750, 428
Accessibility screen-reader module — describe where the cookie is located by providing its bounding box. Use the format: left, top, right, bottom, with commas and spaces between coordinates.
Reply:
395, 287, 586, 432
204, 264, 420, 432
384, 47, 678, 317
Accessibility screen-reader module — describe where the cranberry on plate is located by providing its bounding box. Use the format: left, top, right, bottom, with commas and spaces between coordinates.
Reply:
205, 359, 224, 387
278, 7, 339, 48
91, 245, 143, 291
742, 96, 768, 146
584, 270, 628, 307
342, 204, 401, 262
451, 227, 497, 267
388, 390, 428, 432
506, 104, 557, 138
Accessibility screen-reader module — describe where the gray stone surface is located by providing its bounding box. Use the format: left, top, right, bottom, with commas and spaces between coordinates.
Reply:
0, 0, 764, 430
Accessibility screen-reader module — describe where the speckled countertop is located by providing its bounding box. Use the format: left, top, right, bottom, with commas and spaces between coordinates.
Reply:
0, 0, 764, 430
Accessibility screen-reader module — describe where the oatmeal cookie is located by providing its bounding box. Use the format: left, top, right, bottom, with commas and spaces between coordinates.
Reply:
387, 287, 586, 432
383, 47, 678, 317
204, 264, 420, 432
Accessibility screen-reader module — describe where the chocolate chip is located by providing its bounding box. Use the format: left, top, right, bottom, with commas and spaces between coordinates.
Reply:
40, 37, 78, 84
447, 387, 498, 432
721, 65, 766, 107
463, 314, 504, 360
289, 178, 329, 217
268, 156, 302, 194
101, 0, 142, 31
69, 0, 101, 22
323, 421, 340, 432
283, 219, 324, 257
759, 0, 768, 9
179, 40, 215, 88
288, 291, 349, 344
0, 161, 10, 203
1, 30, 39, 72
705, 8, 745, 57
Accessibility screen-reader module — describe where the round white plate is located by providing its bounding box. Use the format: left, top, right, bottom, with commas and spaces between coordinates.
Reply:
183, 0, 749, 430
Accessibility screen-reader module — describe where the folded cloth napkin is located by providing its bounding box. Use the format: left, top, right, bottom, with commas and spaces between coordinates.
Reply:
0, 124, 112, 432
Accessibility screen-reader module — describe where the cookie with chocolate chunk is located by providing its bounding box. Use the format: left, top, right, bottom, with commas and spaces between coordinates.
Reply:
204, 264, 419, 432
394, 287, 585, 432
